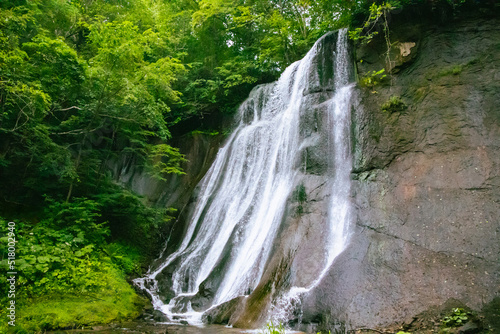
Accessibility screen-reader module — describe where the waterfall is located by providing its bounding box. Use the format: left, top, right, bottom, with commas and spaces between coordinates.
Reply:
134, 29, 354, 326
271, 28, 353, 325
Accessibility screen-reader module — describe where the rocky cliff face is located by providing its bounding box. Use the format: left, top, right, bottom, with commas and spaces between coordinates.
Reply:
302, 16, 500, 330
115, 133, 225, 210
112, 131, 226, 259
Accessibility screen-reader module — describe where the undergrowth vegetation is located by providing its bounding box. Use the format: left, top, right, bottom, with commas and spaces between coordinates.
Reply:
0, 200, 149, 332
442, 308, 470, 328
381, 95, 407, 113
261, 321, 286, 334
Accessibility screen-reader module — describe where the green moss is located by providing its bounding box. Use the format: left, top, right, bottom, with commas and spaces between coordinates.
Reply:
0, 274, 145, 333
235, 254, 293, 327
381, 95, 407, 113
482, 297, 500, 332
190, 129, 221, 136
438, 64, 464, 77
293, 184, 307, 215
295, 184, 307, 203
414, 86, 429, 102
243, 277, 274, 324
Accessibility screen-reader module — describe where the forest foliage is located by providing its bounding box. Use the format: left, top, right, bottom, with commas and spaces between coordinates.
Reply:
0, 0, 364, 307
0, 0, 366, 215
0, 0, 495, 331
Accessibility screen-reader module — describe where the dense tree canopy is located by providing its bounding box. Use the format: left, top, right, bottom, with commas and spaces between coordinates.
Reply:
0, 0, 354, 209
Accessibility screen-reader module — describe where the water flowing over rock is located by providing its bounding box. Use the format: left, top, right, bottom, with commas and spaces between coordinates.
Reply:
134, 29, 356, 328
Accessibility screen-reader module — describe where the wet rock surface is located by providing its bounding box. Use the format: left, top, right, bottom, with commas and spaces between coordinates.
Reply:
202, 296, 247, 325
303, 17, 500, 331
47, 321, 251, 334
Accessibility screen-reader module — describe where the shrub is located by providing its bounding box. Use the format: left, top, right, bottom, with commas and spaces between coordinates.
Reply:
360, 69, 387, 89
381, 95, 407, 113
442, 308, 470, 327
0, 198, 147, 332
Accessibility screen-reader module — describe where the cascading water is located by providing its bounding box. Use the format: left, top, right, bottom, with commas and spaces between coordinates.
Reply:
271, 28, 354, 325
134, 29, 354, 327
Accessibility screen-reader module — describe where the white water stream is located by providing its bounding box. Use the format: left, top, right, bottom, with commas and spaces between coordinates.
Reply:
134, 29, 354, 327
271, 29, 353, 325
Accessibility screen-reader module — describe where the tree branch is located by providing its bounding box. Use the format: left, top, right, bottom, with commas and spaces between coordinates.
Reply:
58, 106, 82, 111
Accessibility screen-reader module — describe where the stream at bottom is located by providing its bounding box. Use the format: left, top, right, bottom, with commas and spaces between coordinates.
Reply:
47, 321, 307, 334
